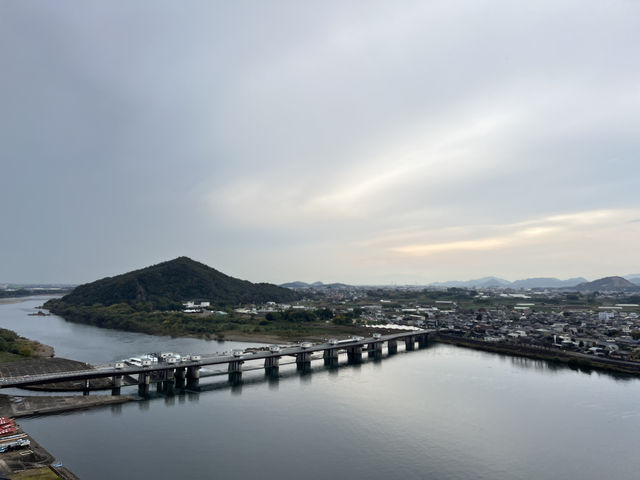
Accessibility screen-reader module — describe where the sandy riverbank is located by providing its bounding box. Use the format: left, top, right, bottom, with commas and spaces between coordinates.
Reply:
0, 298, 28, 306
220, 333, 289, 344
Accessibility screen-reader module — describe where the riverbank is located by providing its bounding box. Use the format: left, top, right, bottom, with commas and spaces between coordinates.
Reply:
0, 330, 54, 364
435, 334, 640, 376
0, 414, 80, 479
0, 298, 26, 306
0, 394, 132, 418
0, 357, 118, 392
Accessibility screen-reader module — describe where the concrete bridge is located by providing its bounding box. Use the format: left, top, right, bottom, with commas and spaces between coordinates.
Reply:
0, 330, 434, 396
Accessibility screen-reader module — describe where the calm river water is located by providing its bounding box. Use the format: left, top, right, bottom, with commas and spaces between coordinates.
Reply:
2, 297, 640, 479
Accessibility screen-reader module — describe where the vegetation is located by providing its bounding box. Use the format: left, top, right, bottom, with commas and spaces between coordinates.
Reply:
44, 257, 306, 337
46, 302, 228, 337
45, 302, 368, 340
0, 288, 71, 299
9, 467, 61, 479
0, 328, 38, 362
46, 256, 300, 310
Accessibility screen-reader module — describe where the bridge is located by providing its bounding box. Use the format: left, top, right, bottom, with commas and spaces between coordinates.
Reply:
0, 330, 434, 396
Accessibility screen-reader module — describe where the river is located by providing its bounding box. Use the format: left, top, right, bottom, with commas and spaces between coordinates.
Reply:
2, 297, 640, 479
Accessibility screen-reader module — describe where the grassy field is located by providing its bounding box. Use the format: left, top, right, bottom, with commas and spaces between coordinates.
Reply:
0, 351, 26, 363
9, 467, 60, 479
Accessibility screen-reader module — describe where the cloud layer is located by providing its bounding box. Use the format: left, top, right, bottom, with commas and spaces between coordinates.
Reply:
1, 1, 639, 284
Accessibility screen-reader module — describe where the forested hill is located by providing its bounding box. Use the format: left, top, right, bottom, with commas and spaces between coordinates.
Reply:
45, 256, 300, 310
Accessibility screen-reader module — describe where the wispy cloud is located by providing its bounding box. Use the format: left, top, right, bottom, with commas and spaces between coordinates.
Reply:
2, 1, 640, 283
390, 209, 637, 256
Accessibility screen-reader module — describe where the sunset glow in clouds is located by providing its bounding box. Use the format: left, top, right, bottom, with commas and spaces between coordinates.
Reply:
1, 1, 639, 284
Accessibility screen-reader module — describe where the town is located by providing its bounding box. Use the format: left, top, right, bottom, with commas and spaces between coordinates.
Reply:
180, 282, 640, 365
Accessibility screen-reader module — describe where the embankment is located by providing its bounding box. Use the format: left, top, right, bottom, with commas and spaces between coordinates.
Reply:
435, 334, 640, 376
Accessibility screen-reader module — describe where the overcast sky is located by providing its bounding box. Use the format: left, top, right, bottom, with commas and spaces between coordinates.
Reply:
1, 1, 639, 285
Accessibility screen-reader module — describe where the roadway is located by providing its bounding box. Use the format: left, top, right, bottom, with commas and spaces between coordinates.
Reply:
0, 330, 432, 389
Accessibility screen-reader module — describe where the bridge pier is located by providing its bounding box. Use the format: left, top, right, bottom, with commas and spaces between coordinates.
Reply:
138, 372, 150, 397
83, 378, 90, 396
387, 340, 398, 354
296, 352, 312, 373
323, 348, 339, 367
324, 348, 339, 359
163, 369, 175, 394
296, 352, 311, 365
228, 360, 244, 373
111, 375, 122, 396
347, 346, 362, 363
186, 366, 200, 390
228, 360, 244, 383
174, 367, 186, 389
417, 333, 429, 348
264, 356, 280, 370
367, 342, 383, 357
404, 336, 415, 351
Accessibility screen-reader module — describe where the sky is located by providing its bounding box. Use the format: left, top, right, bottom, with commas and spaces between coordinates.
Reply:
1, 0, 639, 285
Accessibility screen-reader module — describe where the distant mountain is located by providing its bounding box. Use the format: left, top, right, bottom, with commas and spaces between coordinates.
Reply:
429, 277, 510, 288
322, 283, 352, 289
510, 277, 587, 289
280, 281, 311, 288
429, 276, 591, 289
624, 275, 640, 286
48, 256, 300, 309
572, 276, 639, 292
280, 281, 352, 290
280, 281, 327, 289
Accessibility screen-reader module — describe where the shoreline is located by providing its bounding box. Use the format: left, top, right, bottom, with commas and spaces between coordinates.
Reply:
435, 334, 640, 376
0, 298, 29, 306
0, 394, 132, 418
0, 294, 62, 306
0, 336, 638, 419
6, 294, 640, 379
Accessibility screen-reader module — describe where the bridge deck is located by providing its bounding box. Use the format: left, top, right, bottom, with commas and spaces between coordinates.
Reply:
0, 330, 432, 389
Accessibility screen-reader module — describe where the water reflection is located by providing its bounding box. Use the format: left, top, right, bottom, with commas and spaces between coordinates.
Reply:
509, 355, 561, 373
15, 342, 640, 480
6, 299, 640, 480
265, 370, 279, 391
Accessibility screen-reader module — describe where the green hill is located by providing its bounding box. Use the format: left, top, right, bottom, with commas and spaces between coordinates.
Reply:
42, 257, 302, 337
47, 256, 299, 310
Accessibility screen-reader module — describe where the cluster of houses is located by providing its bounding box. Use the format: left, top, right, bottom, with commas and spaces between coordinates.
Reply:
182, 290, 640, 361
361, 300, 640, 360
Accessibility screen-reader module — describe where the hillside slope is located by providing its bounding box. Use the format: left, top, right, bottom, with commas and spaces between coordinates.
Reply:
573, 276, 639, 292
47, 256, 299, 309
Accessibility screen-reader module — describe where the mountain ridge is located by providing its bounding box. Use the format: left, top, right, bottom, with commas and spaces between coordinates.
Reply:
428, 276, 588, 289
571, 276, 639, 292
48, 256, 300, 309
